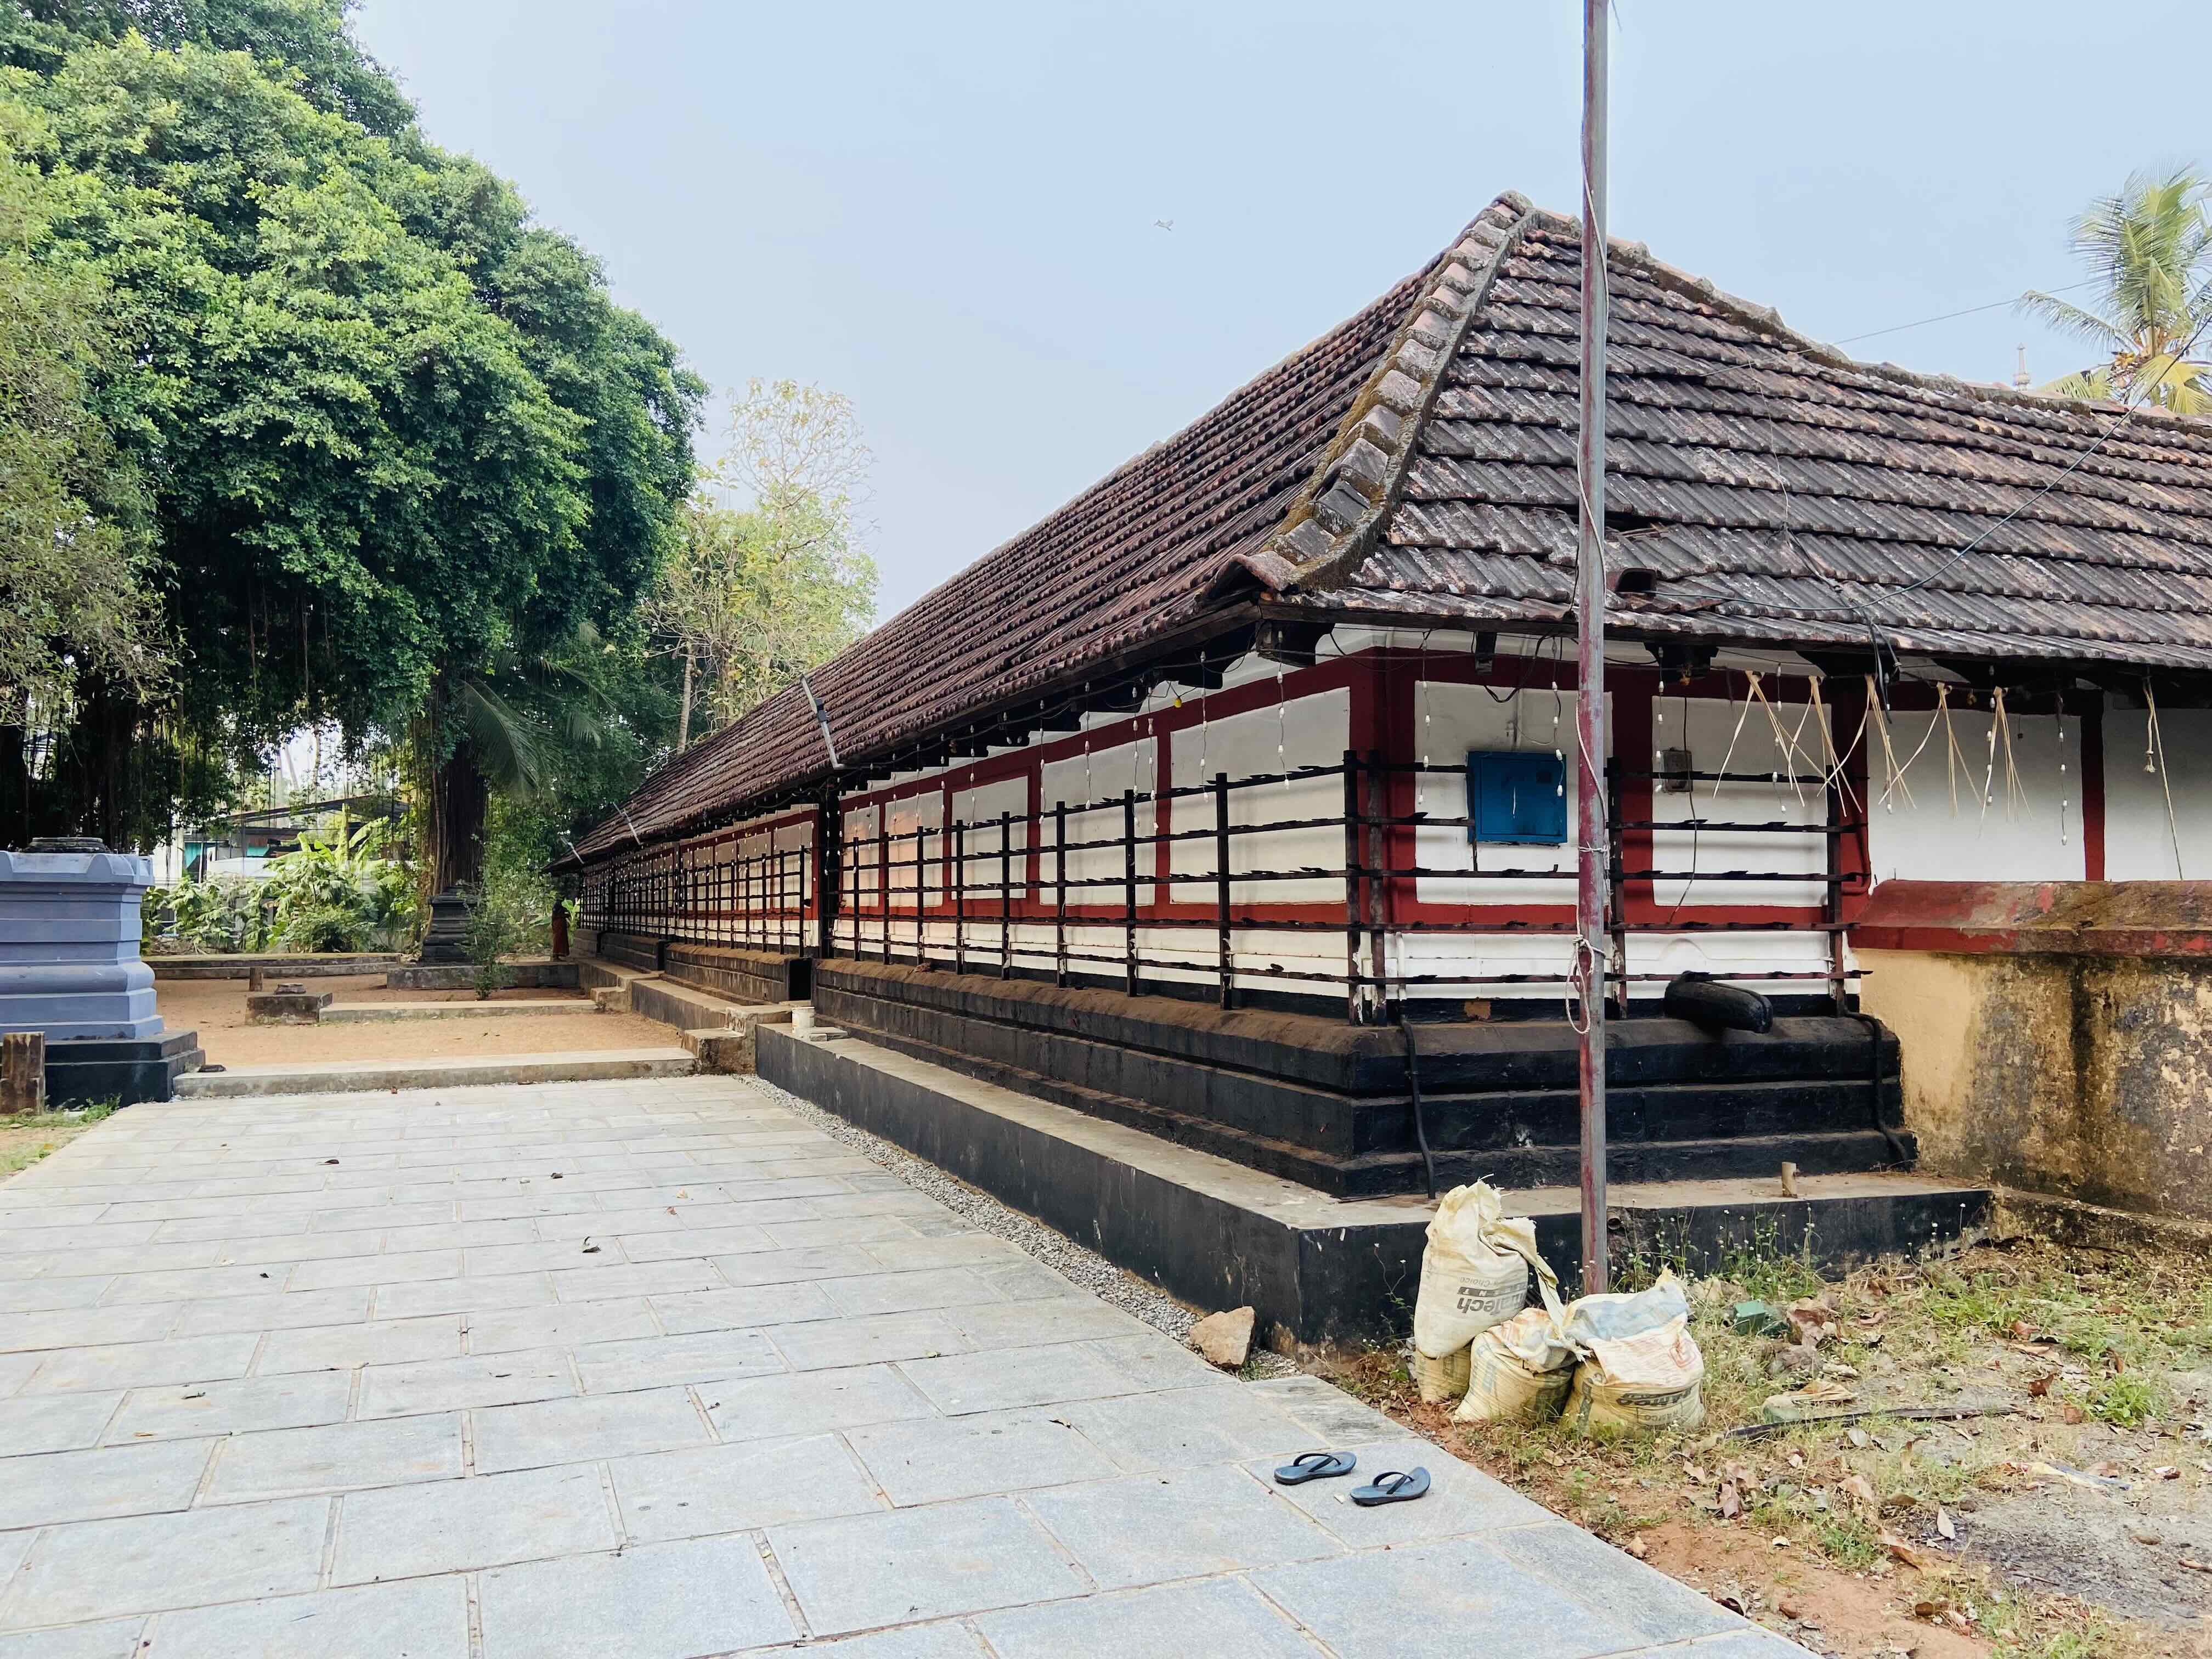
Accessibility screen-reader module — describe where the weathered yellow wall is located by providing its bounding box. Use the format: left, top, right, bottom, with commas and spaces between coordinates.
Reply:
1860, 948, 2212, 1220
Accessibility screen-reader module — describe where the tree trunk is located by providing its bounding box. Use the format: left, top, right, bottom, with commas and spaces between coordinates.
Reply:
428, 743, 487, 895
678, 646, 695, 751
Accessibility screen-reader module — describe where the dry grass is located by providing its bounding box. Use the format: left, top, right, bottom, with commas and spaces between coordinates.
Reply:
1323, 1233, 2212, 1658
0, 1101, 115, 1182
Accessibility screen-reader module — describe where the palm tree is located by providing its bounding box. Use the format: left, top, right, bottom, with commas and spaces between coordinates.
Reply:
2021, 167, 2212, 413
410, 627, 629, 960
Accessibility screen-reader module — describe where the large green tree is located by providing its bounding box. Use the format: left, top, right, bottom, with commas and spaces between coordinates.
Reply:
0, 98, 163, 724
0, 1, 703, 867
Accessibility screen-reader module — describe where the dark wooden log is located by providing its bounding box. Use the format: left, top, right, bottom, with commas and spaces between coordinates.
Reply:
1, 1031, 45, 1117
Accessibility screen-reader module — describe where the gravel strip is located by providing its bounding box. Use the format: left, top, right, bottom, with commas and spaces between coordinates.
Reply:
739, 1071, 1298, 1378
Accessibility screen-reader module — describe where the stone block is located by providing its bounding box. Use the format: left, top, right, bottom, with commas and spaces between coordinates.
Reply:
245, 988, 330, 1024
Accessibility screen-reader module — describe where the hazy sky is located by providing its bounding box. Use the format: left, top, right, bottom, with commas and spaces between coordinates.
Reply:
353, 1, 2209, 621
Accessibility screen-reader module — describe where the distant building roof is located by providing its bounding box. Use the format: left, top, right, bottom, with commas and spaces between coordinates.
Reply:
577, 192, 2212, 860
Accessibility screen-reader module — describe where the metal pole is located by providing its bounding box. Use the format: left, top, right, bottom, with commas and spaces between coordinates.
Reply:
878, 817, 890, 963
1214, 772, 1232, 1010
1053, 800, 1068, 988
953, 820, 967, 975
1342, 750, 1363, 1025
1576, 0, 1612, 1294
1365, 750, 1387, 1022
1121, 789, 1139, 997
1000, 809, 1013, 980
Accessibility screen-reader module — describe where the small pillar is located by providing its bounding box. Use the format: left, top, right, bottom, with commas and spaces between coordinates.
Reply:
0, 838, 202, 1105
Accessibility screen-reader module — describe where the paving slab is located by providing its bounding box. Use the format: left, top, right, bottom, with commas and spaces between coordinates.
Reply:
142, 1576, 470, 1658
0, 1073, 1807, 1657
478, 1536, 797, 1658
767, 1495, 1088, 1635
608, 1431, 882, 1543
976, 1576, 1320, 1658
201, 1414, 464, 1503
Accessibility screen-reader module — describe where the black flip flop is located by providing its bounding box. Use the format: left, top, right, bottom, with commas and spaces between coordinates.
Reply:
1273, 1451, 1357, 1485
1351, 1467, 1431, 1506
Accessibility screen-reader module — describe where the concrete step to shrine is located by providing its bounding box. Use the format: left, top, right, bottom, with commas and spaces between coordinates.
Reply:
173, 1047, 696, 1098
319, 1000, 589, 1022
757, 1023, 1988, 1347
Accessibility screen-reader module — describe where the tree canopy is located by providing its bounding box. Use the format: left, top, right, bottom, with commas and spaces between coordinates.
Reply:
0, 0, 703, 847
2022, 167, 2212, 414
650, 380, 879, 748
0, 92, 164, 723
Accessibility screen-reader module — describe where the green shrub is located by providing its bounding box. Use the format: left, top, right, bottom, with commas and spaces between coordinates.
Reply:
262, 819, 421, 953
460, 864, 544, 997
163, 875, 268, 952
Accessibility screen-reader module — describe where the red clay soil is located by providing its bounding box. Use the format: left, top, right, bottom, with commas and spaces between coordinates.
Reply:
157, 975, 677, 1068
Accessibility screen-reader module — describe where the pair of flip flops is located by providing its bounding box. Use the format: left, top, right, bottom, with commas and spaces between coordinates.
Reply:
1272, 1451, 1431, 1506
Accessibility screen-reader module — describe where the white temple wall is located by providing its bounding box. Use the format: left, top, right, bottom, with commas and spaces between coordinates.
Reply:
1866, 710, 2083, 884
2104, 706, 2212, 880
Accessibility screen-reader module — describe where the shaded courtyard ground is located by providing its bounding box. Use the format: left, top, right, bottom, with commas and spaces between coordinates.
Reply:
1333, 1234, 2212, 1659
0, 1074, 1799, 1656
156, 974, 672, 1068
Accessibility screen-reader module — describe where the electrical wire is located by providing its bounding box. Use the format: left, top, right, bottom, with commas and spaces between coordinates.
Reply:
1827, 279, 2095, 347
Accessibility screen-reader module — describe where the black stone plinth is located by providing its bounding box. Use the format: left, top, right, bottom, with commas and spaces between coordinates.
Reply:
44, 1029, 204, 1108
416, 891, 472, 964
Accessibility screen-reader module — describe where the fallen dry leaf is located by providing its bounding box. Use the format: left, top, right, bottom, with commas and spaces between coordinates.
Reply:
2180, 1559, 2212, 1574
2155, 1465, 2180, 1480
1883, 1530, 1927, 1569
2062, 1403, 2086, 1425
1624, 1533, 1648, 1559
1936, 1506, 1956, 1541
2028, 1373, 2055, 1398
1718, 1480, 1741, 1519
1842, 1473, 1877, 1510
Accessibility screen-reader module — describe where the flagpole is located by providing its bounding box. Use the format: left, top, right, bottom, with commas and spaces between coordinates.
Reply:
1575, 0, 1612, 1293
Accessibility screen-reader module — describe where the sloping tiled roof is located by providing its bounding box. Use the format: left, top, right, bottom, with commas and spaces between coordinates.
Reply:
572, 244, 1445, 859
1277, 203, 2212, 665
577, 193, 2212, 860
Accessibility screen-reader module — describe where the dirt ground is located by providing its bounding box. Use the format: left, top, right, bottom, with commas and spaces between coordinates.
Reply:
1327, 1232, 2212, 1659
157, 975, 679, 1066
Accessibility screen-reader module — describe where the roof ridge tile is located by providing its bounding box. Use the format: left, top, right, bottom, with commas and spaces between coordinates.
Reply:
1267, 193, 1541, 597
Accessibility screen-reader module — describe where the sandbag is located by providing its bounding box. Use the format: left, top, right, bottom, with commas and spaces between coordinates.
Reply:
1454, 1305, 1577, 1424
1562, 1268, 1691, 1350
1410, 1343, 1471, 1404
1563, 1312, 1706, 1436
1413, 1182, 1560, 1358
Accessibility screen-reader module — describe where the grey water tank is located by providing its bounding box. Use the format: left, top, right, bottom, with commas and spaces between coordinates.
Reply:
0, 838, 164, 1041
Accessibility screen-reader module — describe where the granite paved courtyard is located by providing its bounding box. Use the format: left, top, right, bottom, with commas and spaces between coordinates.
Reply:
0, 1075, 1803, 1657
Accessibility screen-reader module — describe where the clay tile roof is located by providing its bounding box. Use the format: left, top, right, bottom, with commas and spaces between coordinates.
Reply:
575, 193, 2212, 860
1279, 207, 2212, 669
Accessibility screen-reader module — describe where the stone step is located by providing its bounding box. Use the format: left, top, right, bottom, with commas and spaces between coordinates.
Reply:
173, 1048, 697, 1098
383, 960, 579, 993
319, 1000, 595, 1023
758, 1023, 1991, 1344
150, 953, 406, 980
